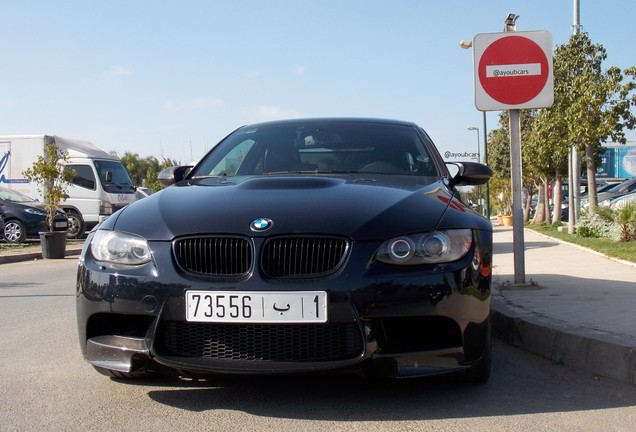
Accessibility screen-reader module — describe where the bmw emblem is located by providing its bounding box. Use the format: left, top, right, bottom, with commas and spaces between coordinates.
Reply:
250, 218, 273, 232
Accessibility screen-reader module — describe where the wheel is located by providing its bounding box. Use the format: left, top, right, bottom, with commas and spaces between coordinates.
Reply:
464, 349, 491, 383
465, 329, 492, 383
3, 219, 26, 243
65, 210, 85, 239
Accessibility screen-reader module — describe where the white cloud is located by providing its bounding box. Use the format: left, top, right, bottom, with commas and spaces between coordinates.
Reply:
164, 97, 223, 111
244, 71, 261, 79
294, 65, 305, 76
248, 105, 301, 122
102, 65, 133, 78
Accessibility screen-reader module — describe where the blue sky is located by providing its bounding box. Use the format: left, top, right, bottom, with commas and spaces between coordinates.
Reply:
2, 1, 634, 164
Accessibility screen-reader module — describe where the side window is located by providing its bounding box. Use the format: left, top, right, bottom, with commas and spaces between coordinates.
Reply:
68, 164, 96, 190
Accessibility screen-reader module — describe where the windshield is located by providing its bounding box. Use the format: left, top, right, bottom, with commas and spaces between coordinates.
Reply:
192, 121, 440, 178
0, 187, 37, 203
94, 160, 135, 193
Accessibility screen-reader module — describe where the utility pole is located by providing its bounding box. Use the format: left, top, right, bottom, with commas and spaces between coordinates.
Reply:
569, 0, 581, 233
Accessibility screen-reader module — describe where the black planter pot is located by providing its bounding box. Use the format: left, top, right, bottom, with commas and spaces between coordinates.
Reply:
39, 231, 68, 259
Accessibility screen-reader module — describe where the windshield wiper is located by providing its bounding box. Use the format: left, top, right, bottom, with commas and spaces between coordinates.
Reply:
316, 170, 360, 174
264, 170, 361, 175
191, 174, 229, 179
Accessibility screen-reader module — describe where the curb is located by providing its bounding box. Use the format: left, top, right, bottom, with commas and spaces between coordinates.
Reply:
0, 248, 83, 264
492, 291, 636, 385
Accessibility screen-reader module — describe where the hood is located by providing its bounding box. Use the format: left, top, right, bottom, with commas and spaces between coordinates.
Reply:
0, 199, 44, 211
108, 175, 470, 241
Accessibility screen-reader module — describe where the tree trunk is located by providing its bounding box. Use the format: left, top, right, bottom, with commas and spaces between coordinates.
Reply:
543, 178, 552, 223
552, 171, 563, 224
586, 144, 598, 212
532, 182, 546, 224
524, 186, 532, 223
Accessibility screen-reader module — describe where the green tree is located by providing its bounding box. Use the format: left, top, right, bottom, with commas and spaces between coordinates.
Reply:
144, 157, 180, 192
526, 103, 570, 223
552, 33, 636, 212
119, 152, 180, 192
487, 33, 636, 223
486, 110, 538, 219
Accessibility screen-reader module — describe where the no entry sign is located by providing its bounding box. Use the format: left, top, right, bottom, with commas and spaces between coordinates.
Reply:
473, 30, 553, 111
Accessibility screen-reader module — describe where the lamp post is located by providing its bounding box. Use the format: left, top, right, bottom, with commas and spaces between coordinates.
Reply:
461, 41, 491, 219
467, 126, 481, 162
467, 126, 482, 214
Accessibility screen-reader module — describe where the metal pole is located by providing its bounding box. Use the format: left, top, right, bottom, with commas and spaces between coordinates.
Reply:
503, 13, 526, 285
568, 147, 576, 234
573, 0, 580, 34
468, 126, 482, 214
483, 111, 490, 218
570, 0, 581, 228
509, 109, 526, 284
475, 129, 482, 215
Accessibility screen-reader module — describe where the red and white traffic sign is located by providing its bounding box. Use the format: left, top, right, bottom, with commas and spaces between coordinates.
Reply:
473, 30, 553, 111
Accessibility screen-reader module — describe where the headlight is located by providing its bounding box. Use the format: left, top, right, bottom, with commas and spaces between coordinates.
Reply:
376, 229, 472, 265
25, 208, 46, 216
90, 230, 152, 265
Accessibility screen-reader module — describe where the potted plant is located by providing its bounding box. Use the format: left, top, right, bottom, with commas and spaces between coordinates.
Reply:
23, 141, 75, 259
499, 186, 514, 226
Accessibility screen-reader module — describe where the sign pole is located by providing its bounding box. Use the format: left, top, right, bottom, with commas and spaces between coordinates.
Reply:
509, 109, 526, 284
472, 18, 552, 287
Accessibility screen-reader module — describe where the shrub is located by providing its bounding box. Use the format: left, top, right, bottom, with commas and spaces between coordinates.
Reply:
612, 202, 636, 242
576, 209, 620, 240
576, 205, 636, 242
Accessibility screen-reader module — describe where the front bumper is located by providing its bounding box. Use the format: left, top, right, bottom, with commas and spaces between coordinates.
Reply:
77, 230, 492, 378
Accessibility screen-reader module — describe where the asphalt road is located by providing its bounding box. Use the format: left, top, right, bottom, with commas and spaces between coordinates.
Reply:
2, 258, 636, 432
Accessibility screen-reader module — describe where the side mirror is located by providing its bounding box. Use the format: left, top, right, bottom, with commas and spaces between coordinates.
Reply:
158, 166, 193, 187
446, 161, 492, 186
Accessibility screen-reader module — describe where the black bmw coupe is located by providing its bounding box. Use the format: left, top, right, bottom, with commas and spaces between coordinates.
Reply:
76, 118, 493, 382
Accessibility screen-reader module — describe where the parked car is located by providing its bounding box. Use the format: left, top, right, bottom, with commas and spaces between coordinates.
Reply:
606, 191, 636, 210
134, 186, 154, 200
582, 177, 636, 207
76, 118, 493, 383
559, 179, 631, 220
0, 186, 68, 243
559, 178, 608, 204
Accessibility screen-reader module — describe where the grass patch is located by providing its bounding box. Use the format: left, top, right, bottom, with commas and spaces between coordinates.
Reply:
526, 224, 636, 264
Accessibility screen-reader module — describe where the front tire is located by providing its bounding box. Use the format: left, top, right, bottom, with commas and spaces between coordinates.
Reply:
465, 328, 492, 383
3, 219, 26, 243
465, 349, 491, 383
65, 210, 85, 239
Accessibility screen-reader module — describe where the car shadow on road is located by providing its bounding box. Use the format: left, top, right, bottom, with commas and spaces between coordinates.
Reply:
136, 343, 636, 420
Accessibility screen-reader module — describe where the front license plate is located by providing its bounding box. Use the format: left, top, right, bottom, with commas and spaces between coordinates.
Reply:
55, 222, 68, 228
185, 291, 328, 323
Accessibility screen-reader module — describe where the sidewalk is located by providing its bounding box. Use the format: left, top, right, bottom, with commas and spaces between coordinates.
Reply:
492, 224, 636, 385
1, 229, 635, 384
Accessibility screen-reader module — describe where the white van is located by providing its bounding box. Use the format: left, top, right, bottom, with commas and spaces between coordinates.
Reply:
0, 135, 136, 238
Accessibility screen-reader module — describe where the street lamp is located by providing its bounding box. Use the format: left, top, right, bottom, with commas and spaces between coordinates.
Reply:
467, 126, 482, 214
461, 41, 491, 219
467, 126, 481, 162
